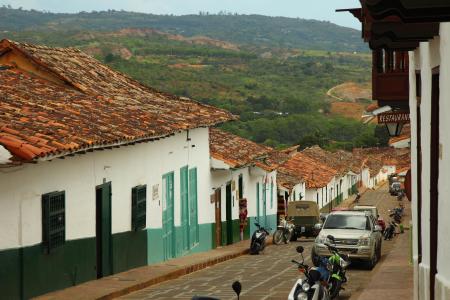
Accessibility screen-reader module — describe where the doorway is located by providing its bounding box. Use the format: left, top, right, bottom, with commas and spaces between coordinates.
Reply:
262, 183, 267, 228
96, 182, 112, 279
188, 168, 199, 248
430, 72, 439, 300
162, 172, 175, 260
180, 166, 189, 252
226, 182, 233, 245
214, 189, 222, 247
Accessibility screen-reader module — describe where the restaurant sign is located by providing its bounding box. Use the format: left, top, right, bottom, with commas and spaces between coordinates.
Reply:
378, 112, 410, 124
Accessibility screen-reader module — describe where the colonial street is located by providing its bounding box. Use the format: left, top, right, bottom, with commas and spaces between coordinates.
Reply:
120, 185, 412, 300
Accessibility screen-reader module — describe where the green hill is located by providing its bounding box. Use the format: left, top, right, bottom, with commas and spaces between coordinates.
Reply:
0, 6, 366, 52
0, 7, 387, 150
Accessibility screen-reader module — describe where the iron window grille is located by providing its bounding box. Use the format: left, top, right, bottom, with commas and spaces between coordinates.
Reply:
132, 185, 147, 231
42, 191, 66, 254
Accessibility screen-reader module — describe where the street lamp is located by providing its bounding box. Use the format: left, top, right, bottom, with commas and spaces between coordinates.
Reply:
385, 122, 404, 137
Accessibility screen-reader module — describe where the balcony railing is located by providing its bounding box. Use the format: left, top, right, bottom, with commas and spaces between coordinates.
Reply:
372, 49, 409, 102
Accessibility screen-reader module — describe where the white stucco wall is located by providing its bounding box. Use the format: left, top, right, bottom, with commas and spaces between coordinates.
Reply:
210, 166, 277, 223
436, 23, 450, 297
288, 182, 306, 202
361, 168, 371, 188
0, 127, 212, 250
410, 27, 450, 299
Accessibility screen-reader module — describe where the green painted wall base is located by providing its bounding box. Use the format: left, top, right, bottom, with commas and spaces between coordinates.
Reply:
112, 230, 147, 274
0, 223, 224, 299
147, 223, 215, 264
1, 230, 148, 300
250, 214, 277, 235
0, 238, 97, 300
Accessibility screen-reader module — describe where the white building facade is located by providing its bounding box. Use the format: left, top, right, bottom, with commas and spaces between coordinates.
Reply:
410, 26, 450, 299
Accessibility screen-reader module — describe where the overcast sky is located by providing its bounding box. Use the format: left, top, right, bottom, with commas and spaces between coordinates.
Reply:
1, 0, 362, 29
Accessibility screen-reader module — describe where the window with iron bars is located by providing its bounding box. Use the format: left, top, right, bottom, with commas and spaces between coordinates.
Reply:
132, 185, 147, 231
42, 191, 65, 254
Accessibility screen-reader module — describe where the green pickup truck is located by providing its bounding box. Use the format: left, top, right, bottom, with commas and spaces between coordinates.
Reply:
288, 200, 321, 240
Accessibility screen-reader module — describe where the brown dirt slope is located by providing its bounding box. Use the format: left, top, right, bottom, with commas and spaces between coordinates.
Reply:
328, 82, 372, 121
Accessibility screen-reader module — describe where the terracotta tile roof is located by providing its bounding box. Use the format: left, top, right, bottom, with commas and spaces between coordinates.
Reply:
0, 39, 235, 164
278, 152, 338, 189
209, 128, 274, 171
389, 124, 411, 146
353, 147, 410, 175
301, 146, 361, 176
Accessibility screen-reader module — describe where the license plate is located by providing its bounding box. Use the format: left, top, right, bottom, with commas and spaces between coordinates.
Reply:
301, 226, 305, 233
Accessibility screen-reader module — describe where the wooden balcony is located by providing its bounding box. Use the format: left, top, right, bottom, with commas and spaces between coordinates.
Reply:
372, 49, 409, 102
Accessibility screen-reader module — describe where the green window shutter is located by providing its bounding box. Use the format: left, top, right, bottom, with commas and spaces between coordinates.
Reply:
132, 185, 147, 231
42, 191, 65, 254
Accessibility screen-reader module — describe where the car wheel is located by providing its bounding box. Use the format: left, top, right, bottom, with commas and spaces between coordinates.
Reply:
367, 250, 377, 270
290, 233, 297, 242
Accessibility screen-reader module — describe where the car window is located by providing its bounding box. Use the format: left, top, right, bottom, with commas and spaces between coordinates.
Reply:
323, 215, 369, 230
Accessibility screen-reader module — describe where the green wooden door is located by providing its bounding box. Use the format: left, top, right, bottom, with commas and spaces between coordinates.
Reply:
162, 173, 175, 260
189, 168, 199, 247
226, 182, 233, 245
263, 183, 267, 228
270, 182, 274, 209
180, 166, 189, 252
96, 182, 112, 278
256, 182, 260, 224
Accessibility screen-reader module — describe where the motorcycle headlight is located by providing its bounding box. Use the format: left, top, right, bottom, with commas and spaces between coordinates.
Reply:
302, 282, 310, 292
340, 258, 350, 269
315, 236, 326, 244
298, 293, 308, 300
359, 238, 370, 246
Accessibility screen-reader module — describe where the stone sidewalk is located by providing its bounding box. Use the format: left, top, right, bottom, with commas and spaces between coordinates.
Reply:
355, 227, 413, 300
35, 239, 256, 300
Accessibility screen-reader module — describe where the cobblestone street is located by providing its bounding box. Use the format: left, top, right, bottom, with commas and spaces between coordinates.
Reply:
121, 184, 411, 300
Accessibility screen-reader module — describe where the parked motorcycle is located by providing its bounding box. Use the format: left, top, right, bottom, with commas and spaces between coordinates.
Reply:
323, 235, 350, 299
384, 221, 398, 240
397, 190, 405, 201
390, 211, 402, 223
288, 246, 330, 300
273, 216, 295, 245
250, 223, 271, 254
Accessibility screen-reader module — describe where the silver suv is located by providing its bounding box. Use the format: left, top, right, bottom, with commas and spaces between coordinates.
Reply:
312, 211, 382, 269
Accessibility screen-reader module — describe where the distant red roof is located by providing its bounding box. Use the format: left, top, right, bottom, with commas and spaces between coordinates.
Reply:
278, 152, 338, 189
209, 128, 274, 171
0, 39, 234, 164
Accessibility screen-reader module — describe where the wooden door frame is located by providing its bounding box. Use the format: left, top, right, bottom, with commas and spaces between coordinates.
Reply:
162, 172, 175, 260
430, 72, 439, 300
95, 182, 112, 279
225, 182, 233, 245
256, 182, 260, 224
214, 189, 222, 248
416, 72, 423, 265
180, 166, 189, 252
188, 167, 199, 247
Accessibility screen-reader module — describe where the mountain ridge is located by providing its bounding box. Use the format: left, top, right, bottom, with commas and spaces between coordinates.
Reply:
0, 6, 367, 52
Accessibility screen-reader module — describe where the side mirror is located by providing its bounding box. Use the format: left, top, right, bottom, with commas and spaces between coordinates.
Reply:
314, 223, 322, 231
232, 281, 242, 297
296, 246, 304, 254
327, 235, 335, 242
374, 225, 382, 232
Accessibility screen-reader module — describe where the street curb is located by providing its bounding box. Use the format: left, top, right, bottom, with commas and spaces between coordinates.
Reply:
35, 238, 276, 300
101, 238, 276, 299
99, 248, 251, 300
